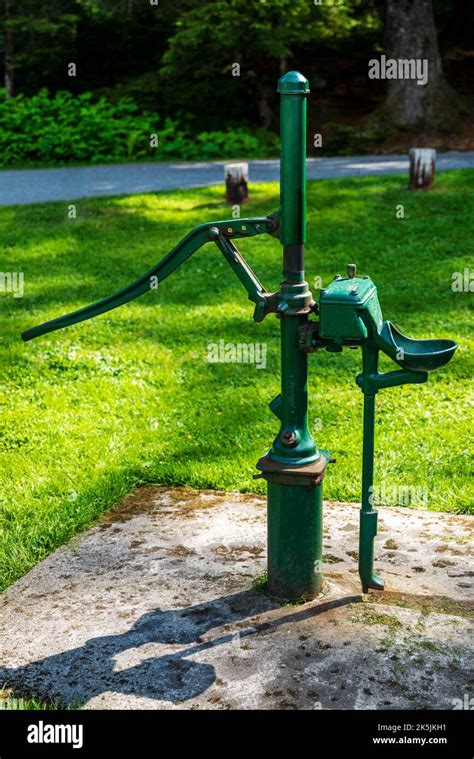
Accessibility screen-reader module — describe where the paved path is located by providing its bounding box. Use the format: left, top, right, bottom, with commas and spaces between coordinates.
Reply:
1, 151, 473, 206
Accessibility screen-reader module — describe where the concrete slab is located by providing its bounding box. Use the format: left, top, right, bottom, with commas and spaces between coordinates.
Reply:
0, 488, 472, 710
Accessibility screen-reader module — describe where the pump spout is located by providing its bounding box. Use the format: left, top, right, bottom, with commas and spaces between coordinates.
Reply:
375, 321, 458, 372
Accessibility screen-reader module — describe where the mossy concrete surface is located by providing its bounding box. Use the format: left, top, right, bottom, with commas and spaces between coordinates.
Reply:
0, 488, 472, 710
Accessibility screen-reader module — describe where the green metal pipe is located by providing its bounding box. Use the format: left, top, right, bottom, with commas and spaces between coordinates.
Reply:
278, 71, 309, 283
272, 72, 316, 466
270, 314, 318, 464
267, 479, 323, 599
359, 344, 384, 592
265, 72, 324, 599
361, 392, 376, 514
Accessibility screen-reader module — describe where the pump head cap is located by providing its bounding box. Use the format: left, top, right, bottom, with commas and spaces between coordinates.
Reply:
277, 71, 310, 95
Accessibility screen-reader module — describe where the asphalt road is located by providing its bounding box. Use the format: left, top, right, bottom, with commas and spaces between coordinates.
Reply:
1, 151, 473, 206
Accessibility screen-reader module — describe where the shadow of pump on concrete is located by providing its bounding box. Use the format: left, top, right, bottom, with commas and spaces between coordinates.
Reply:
1, 591, 359, 707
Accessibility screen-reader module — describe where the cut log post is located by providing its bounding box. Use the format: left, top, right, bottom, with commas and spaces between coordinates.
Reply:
409, 148, 436, 190
224, 162, 249, 205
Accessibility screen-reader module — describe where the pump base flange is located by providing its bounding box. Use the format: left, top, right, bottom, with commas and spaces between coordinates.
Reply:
256, 449, 332, 486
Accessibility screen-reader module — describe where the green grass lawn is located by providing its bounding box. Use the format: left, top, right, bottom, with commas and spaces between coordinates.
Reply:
0, 171, 472, 591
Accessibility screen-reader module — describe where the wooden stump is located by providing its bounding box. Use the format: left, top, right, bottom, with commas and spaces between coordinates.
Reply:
225, 163, 249, 205
409, 148, 436, 190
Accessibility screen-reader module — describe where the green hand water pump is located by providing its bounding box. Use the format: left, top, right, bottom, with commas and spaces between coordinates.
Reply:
22, 72, 458, 599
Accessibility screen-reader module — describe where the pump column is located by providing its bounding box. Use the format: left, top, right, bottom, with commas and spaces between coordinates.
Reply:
259, 71, 326, 600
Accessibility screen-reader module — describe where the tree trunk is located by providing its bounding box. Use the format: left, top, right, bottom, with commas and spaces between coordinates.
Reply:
383, 0, 460, 130
4, 0, 14, 98
224, 163, 249, 205
409, 148, 436, 189
256, 83, 273, 129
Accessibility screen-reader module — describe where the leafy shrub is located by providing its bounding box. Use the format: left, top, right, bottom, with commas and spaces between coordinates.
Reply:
0, 89, 279, 167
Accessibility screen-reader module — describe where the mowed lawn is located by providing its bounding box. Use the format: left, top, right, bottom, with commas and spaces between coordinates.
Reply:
0, 171, 472, 590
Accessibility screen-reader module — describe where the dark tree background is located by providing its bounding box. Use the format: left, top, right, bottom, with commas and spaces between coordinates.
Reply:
1, 0, 473, 147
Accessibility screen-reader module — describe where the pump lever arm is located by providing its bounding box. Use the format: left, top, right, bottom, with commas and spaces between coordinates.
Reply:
22, 216, 277, 342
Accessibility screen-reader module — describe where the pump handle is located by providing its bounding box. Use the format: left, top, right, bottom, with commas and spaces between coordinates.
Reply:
22, 216, 277, 342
